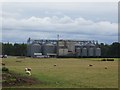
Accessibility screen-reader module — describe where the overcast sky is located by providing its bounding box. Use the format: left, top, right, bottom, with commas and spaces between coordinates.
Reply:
1, 2, 118, 44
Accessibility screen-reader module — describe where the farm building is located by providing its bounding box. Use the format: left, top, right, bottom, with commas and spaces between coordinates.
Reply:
27, 38, 101, 58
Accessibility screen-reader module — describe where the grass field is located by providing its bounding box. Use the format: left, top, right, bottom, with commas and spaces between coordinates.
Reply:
2, 57, 118, 88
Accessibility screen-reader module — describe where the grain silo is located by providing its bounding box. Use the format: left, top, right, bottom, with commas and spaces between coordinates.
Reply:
58, 48, 68, 56
95, 47, 101, 57
30, 43, 42, 57
86, 43, 95, 57
67, 41, 76, 54
27, 38, 101, 58
82, 47, 87, 57
88, 47, 94, 57
42, 43, 56, 57
75, 47, 81, 57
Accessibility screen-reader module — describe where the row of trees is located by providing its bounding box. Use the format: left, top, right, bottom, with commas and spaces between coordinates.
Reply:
1, 42, 120, 57
99, 42, 120, 57
2, 43, 27, 56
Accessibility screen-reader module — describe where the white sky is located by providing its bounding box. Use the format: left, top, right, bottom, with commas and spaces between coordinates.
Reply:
1, 0, 119, 2
0, 0, 119, 44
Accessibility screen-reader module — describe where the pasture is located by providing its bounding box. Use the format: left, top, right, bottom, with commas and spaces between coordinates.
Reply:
2, 57, 118, 88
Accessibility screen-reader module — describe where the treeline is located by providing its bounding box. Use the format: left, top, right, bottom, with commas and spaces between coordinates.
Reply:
1, 42, 120, 57
99, 42, 120, 58
2, 43, 27, 56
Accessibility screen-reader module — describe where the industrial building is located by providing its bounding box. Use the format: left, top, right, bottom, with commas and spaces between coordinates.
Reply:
27, 38, 101, 58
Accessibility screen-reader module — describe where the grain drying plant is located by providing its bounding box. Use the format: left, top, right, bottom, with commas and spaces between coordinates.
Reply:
27, 38, 101, 58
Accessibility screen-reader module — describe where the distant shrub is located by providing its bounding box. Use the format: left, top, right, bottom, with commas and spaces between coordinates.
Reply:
101, 58, 114, 61
2, 67, 9, 72
107, 59, 114, 61
101, 59, 106, 61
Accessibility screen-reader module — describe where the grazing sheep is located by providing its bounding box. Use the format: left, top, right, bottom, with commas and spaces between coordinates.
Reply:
105, 66, 108, 69
54, 64, 57, 66
25, 70, 31, 76
25, 68, 31, 76
27, 68, 32, 71
25, 68, 28, 71
88, 64, 93, 66
25, 68, 32, 71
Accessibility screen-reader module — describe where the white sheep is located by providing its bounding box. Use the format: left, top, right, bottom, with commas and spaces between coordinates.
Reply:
25, 67, 31, 76
25, 68, 32, 71
28, 68, 32, 71
88, 64, 93, 66
25, 68, 27, 71
26, 70, 31, 76
105, 66, 108, 69
54, 64, 57, 66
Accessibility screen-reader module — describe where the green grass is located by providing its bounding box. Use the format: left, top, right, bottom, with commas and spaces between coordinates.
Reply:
2, 57, 118, 88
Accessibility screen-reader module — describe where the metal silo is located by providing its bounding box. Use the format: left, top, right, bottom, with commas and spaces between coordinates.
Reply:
43, 43, 56, 55
31, 43, 41, 57
88, 47, 94, 57
67, 41, 76, 54
76, 47, 81, 56
95, 47, 101, 57
58, 48, 68, 56
82, 47, 87, 57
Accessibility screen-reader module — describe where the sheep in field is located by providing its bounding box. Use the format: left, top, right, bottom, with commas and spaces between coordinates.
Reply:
25, 68, 32, 71
54, 64, 57, 66
25, 70, 31, 76
88, 64, 93, 67
105, 66, 108, 69
27, 68, 32, 71
25, 68, 32, 76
